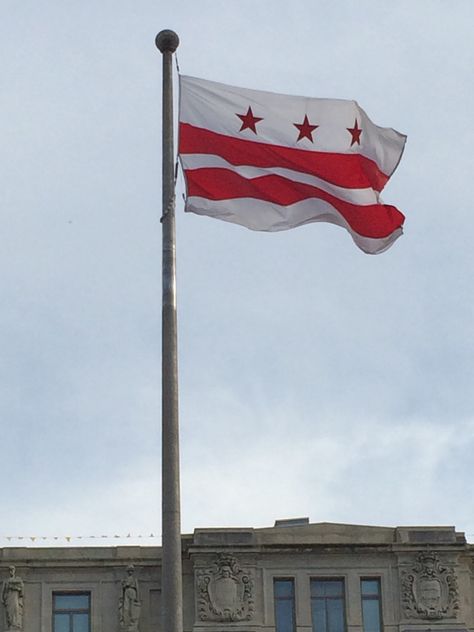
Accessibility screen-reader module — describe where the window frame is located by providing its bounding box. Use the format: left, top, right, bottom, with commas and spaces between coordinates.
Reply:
52, 592, 91, 632
273, 577, 297, 632
310, 577, 347, 632
360, 577, 383, 632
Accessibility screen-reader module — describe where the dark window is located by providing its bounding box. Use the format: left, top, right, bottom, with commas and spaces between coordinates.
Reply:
274, 578, 296, 632
361, 579, 382, 632
311, 579, 346, 632
53, 593, 90, 632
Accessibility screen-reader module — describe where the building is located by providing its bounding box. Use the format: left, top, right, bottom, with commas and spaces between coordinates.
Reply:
0, 520, 472, 632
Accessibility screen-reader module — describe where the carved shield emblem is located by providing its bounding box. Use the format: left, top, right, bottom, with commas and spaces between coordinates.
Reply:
401, 552, 459, 620
418, 578, 442, 611
197, 554, 254, 622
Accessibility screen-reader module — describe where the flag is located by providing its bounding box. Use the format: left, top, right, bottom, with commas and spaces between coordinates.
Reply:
178, 75, 406, 254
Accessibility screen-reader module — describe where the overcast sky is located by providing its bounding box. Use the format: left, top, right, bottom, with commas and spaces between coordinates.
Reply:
1, 0, 473, 547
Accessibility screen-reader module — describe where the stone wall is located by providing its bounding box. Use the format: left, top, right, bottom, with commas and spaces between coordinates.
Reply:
0, 523, 471, 632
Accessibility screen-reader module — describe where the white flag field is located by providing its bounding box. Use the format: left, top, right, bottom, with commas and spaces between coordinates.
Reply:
178, 75, 406, 255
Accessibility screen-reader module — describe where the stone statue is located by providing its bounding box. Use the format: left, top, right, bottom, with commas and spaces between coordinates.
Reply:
2, 566, 24, 631
119, 565, 141, 632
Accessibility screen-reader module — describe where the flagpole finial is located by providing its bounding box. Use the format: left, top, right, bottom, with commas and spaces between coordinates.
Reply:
155, 30, 179, 53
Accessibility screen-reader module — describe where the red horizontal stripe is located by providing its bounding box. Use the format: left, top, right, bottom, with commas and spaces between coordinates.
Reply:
184, 168, 404, 239
179, 123, 389, 192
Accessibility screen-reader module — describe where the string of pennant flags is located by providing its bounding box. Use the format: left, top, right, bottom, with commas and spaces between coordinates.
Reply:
0, 533, 161, 543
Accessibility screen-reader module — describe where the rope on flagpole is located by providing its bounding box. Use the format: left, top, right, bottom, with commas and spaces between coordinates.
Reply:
160, 191, 175, 223
159, 145, 178, 224
173, 48, 180, 200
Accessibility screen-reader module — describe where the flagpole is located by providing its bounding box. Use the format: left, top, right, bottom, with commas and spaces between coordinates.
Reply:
155, 29, 182, 632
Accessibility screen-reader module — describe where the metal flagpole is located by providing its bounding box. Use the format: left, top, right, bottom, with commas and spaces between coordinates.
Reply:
155, 29, 182, 632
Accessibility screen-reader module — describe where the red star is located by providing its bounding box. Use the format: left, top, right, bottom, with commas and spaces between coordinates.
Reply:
294, 115, 319, 142
347, 119, 362, 146
236, 107, 263, 134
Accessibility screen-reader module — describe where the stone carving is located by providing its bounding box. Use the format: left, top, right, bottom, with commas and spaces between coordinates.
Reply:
119, 565, 141, 632
197, 554, 254, 622
2, 566, 24, 631
401, 552, 459, 620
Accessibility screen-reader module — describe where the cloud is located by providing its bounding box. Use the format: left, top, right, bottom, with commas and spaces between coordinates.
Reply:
0, 0, 473, 545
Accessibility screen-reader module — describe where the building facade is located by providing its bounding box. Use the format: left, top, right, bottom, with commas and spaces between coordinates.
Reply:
0, 521, 473, 632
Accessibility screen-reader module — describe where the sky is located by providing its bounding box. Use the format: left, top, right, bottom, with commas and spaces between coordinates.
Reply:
1, 0, 473, 547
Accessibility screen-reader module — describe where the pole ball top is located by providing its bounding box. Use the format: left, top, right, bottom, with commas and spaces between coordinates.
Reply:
155, 30, 180, 53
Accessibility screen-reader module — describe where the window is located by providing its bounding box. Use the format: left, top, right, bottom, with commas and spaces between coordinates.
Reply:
361, 579, 382, 632
53, 593, 90, 632
311, 579, 346, 632
149, 589, 161, 626
274, 578, 296, 632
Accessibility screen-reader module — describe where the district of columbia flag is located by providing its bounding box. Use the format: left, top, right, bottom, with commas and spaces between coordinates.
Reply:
178, 75, 406, 255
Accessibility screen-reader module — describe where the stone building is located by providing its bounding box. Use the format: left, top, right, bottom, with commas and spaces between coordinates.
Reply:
0, 520, 472, 632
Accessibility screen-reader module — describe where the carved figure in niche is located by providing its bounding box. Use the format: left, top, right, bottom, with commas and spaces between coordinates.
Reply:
2, 565, 24, 631
197, 554, 254, 622
401, 551, 459, 620
119, 565, 141, 632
